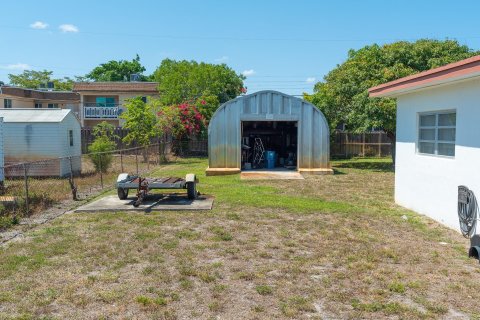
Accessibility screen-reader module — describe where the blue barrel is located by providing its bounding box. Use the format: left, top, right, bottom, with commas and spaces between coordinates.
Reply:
265, 151, 276, 169
266, 151, 276, 161
266, 159, 275, 169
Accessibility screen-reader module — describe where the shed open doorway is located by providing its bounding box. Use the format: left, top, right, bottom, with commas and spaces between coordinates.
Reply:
241, 121, 298, 171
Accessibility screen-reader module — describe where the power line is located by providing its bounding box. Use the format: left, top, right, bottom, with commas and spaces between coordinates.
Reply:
1, 24, 478, 43
0, 63, 87, 71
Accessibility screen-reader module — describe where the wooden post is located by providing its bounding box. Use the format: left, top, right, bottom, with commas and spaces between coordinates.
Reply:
135, 148, 139, 175
23, 163, 29, 214
362, 133, 366, 157
120, 149, 124, 173
146, 146, 150, 170
344, 132, 348, 158
378, 132, 382, 157
99, 154, 103, 189
68, 157, 77, 200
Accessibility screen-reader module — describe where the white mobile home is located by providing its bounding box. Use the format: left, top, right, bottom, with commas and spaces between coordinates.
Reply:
0, 109, 81, 177
369, 56, 480, 230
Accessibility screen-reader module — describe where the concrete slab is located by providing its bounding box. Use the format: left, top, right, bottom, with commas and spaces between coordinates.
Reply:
206, 167, 241, 176
74, 194, 214, 213
240, 170, 304, 180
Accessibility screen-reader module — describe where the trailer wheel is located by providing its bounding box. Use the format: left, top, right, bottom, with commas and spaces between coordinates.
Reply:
187, 181, 197, 200
117, 188, 129, 200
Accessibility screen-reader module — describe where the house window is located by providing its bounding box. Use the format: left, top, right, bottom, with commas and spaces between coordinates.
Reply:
35, 103, 42, 108
4, 99, 12, 108
95, 97, 115, 107
48, 103, 59, 108
418, 111, 456, 157
69, 130, 73, 146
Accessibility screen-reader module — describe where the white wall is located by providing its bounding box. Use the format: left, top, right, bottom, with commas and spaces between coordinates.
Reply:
3, 123, 63, 161
59, 113, 82, 175
396, 78, 480, 230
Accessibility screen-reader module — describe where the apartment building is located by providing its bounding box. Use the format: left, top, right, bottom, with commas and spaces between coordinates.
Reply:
72, 82, 159, 127
0, 85, 80, 114
0, 81, 159, 127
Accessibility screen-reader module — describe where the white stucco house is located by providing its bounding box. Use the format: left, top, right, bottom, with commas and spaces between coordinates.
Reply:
368, 55, 480, 231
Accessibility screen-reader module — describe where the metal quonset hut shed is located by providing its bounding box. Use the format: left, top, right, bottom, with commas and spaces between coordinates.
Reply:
0, 109, 81, 177
206, 91, 333, 175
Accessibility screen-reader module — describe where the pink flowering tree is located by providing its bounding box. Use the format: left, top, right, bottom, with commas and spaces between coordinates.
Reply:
157, 100, 207, 141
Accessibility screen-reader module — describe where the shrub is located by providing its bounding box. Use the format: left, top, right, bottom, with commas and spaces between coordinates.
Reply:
157, 101, 207, 141
88, 122, 117, 173
88, 138, 115, 173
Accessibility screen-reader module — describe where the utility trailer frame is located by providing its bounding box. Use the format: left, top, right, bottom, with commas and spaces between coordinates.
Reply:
116, 173, 198, 207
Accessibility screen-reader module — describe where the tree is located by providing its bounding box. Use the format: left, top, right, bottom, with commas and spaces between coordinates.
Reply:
153, 59, 245, 120
85, 54, 148, 82
157, 101, 207, 140
307, 39, 479, 164
121, 97, 159, 160
88, 122, 118, 173
8, 70, 74, 90
156, 100, 207, 155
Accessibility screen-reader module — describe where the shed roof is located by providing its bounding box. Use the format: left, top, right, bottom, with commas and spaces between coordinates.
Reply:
0, 109, 72, 123
368, 55, 480, 97
72, 82, 159, 93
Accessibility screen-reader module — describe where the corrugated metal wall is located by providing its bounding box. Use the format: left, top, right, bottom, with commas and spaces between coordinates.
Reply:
208, 91, 330, 170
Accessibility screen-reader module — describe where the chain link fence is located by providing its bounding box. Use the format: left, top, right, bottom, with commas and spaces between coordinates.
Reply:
0, 142, 181, 220
0, 132, 392, 228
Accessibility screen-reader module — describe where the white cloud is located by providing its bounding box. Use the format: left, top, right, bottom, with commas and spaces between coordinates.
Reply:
30, 21, 48, 29
59, 24, 79, 33
306, 77, 316, 83
242, 69, 255, 77
0, 63, 31, 70
214, 56, 229, 63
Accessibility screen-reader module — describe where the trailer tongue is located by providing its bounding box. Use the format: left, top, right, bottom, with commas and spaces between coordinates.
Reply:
116, 173, 198, 207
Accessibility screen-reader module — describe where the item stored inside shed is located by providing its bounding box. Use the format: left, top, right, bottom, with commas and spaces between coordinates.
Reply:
241, 121, 297, 170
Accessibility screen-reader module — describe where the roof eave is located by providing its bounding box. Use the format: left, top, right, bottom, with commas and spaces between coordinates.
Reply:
368, 55, 480, 98
369, 72, 480, 98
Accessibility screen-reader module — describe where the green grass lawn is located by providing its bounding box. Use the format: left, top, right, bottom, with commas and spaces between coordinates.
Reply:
0, 157, 479, 319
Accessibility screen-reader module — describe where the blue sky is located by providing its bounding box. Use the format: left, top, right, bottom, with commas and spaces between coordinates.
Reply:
1, 0, 480, 95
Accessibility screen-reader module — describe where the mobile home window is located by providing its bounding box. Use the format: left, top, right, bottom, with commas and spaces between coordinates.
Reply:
69, 130, 73, 146
418, 111, 456, 157
35, 103, 42, 108
4, 99, 12, 108
48, 103, 59, 108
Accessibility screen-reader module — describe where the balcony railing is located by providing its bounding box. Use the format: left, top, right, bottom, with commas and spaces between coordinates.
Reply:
83, 104, 121, 119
